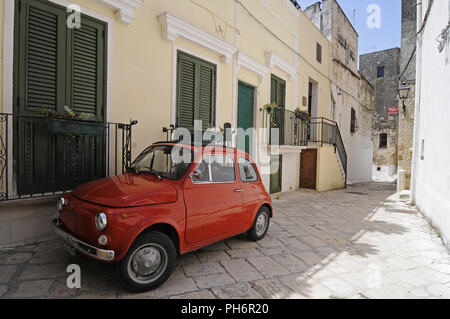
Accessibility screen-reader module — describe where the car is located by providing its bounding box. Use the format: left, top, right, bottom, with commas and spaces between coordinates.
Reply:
52, 141, 272, 292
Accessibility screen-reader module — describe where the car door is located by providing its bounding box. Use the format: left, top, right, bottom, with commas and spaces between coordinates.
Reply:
183, 154, 244, 243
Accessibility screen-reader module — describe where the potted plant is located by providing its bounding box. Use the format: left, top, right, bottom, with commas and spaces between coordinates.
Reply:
294, 107, 310, 121
42, 106, 105, 136
263, 103, 281, 127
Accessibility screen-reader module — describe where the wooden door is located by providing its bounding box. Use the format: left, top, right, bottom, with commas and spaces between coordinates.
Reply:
237, 82, 254, 155
300, 149, 317, 190
270, 155, 282, 194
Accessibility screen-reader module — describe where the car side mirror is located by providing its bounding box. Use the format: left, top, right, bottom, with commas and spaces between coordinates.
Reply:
189, 170, 202, 181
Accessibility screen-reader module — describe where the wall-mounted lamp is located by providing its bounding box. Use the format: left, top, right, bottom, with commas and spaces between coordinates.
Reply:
398, 82, 410, 114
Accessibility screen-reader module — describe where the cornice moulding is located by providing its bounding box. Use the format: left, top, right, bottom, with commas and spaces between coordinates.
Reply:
264, 51, 297, 80
97, 0, 143, 24
236, 51, 270, 87
158, 12, 238, 64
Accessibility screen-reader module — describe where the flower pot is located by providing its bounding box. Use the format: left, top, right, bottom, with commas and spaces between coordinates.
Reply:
47, 119, 105, 136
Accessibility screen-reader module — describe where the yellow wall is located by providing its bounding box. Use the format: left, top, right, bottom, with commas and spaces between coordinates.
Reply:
0, 0, 345, 190
316, 145, 346, 192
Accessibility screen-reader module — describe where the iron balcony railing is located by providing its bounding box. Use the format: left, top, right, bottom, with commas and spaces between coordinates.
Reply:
261, 108, 309, 147
261, 108, 347, 185
0, 113, 137, 202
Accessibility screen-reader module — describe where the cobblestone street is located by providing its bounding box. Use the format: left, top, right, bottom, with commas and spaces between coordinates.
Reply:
1, 181, 450, 299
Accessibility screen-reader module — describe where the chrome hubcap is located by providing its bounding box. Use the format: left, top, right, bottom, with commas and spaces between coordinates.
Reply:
127, 243, 167, 284
255, 213, 268, 236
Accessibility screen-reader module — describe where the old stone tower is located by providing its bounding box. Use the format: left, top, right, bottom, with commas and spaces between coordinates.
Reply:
360, 48, 401, 174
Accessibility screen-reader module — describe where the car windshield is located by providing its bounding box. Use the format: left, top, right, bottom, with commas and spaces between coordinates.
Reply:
129, 145, 193, 180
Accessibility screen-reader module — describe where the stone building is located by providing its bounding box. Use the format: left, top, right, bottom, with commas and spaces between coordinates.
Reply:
397, 0, 417, 189
360, 48, 401, 175
304, 0, 375, 184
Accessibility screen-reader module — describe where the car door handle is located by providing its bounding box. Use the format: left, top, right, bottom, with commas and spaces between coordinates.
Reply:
234, 189, 243, 193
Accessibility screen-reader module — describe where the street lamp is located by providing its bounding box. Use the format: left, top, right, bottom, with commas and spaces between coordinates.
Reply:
398, 82, 411, 114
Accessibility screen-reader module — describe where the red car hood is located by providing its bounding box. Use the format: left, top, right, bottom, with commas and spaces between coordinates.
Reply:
72, 173, 178, 207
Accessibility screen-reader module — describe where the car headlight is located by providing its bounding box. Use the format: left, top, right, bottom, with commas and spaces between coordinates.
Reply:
57, 197, 66, 212
95, 212, 107, 231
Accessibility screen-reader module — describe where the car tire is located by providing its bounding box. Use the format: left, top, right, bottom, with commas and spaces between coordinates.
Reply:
116, 231, 177, 292
247, 206, 270, 241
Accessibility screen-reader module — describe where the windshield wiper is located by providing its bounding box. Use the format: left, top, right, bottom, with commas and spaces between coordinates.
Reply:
127, 167, 140, 174
142, 166, 163, 180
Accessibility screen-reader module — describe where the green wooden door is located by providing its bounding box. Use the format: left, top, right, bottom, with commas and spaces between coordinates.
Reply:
13, 0, 107, 195
237, 82, 254, 155
270, 75, 286, 145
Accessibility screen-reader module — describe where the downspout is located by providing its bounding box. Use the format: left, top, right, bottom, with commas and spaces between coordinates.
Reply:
409, 0, 423, 205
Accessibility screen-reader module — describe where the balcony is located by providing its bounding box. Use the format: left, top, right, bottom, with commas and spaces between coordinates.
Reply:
0, 113, 137, 202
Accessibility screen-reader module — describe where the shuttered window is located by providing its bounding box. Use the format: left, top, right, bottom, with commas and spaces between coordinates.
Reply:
176, 51, 216, 132
15, 0, 106, 119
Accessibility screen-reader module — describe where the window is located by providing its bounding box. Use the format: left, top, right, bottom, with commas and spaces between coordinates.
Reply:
238, 157, 258, 182
192, 155, 235, 183
350, 108, 357, 133
316, 43, 322, 63
270, 75, 286, 145
377, 66, 385, 78
130, 145, 193, 180
379, 133, 388, 149
177, 51, 216, 132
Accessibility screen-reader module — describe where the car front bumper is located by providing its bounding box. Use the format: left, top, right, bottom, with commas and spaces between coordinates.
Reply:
52, 219, 115, 261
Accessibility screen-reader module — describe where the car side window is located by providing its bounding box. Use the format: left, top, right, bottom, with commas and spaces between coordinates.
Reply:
193, 156, 211, 183
238, 157, 258, 182
210, 155, 236, 183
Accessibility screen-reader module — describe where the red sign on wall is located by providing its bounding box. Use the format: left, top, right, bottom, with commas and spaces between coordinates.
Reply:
387, 106, 399, 115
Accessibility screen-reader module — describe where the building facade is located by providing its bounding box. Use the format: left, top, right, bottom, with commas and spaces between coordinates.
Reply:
0, 0, 348, 245
304, 0, 374, 184
411, 0, 450, 246
360, 48, 401, 176
397, 0, 417, 189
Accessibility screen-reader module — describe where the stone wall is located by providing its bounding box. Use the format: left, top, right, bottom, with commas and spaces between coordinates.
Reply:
360, 48, 401, 169
398, 0, 417, 188
304, 0, 374, 183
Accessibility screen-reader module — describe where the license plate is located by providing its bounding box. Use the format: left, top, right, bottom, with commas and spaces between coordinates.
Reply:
63, 241, 76, 256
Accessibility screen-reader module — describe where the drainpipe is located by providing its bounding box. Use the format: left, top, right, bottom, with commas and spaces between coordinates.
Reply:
409, 0, 423, 205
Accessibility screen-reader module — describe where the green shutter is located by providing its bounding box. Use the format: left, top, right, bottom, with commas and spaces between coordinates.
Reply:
177, 54, 196, 131
68, 17, 106, 120
177, 51, 216, 132
17, 0, 67, 114
198, 63, 216, 130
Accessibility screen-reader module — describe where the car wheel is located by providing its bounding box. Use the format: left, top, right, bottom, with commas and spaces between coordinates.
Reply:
116, 231, 177, 292
247, 206, 270, 241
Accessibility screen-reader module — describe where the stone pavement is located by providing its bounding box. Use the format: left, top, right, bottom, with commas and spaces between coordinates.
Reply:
1, 181, 450, 299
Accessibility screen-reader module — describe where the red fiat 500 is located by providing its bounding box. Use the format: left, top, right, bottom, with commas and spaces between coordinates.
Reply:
53, 142, 272, 292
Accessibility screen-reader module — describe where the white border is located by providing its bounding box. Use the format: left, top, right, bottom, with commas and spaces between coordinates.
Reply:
264, 51, 297, 80
171, 44, 221, 129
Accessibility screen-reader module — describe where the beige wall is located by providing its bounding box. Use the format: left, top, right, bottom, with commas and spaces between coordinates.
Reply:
316, 145, 346, 192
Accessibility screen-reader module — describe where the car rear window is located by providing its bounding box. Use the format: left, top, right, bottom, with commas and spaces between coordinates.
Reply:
238, 157, 258, 182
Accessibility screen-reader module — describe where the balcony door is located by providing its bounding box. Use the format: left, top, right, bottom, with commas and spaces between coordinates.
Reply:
270, 75, 286, 145
13, 0, 107, 195
237, 82, 254, 156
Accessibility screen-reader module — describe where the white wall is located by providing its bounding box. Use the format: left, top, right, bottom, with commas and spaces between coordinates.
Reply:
347, 135, 374, 183
414, 0, 450, 246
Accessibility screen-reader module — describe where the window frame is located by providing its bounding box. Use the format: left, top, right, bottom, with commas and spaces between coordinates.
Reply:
350, 107, 357, 133
316, 43, 322, 63
238, 157, 259, 183
191, 155, 237, 184
377, 66, 385, 78
379, 133, 388, 149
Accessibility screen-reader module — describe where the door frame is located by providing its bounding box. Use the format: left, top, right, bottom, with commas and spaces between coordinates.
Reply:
300, 148, 317, 190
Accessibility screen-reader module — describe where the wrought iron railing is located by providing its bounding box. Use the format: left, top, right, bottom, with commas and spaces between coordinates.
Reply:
261, 108, 308, 147
260, 109, 347, 185
309, 117, 347, 185
0, 113, 137, 202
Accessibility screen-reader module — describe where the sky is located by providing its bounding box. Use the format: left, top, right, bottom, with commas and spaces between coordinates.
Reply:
299, 0, 401, 55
